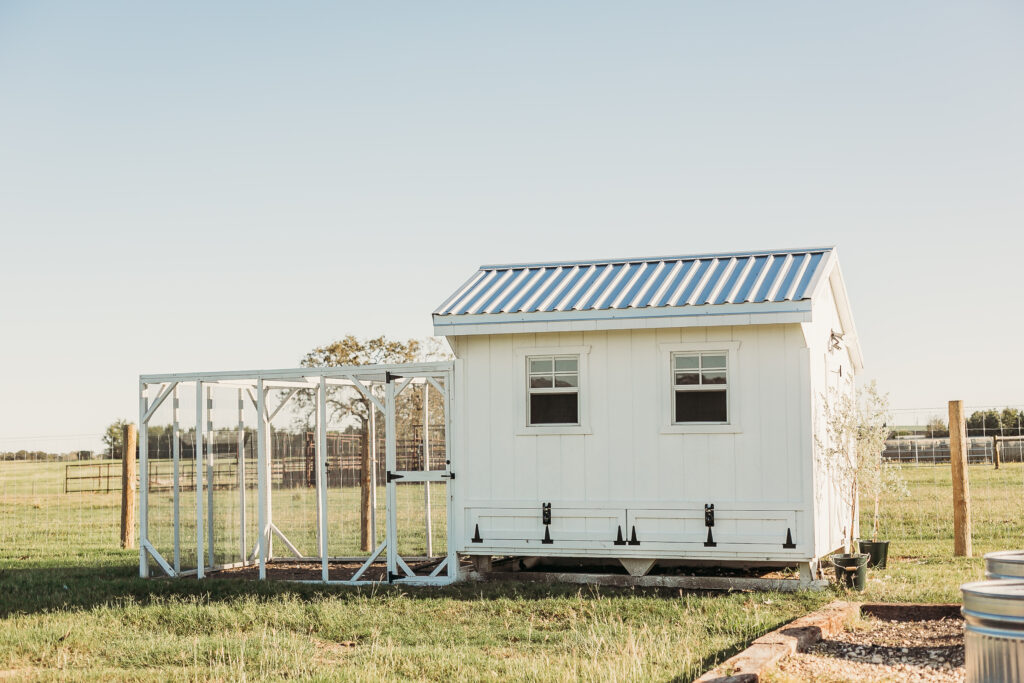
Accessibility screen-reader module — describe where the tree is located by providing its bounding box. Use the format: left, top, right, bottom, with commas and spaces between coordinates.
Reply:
925, 416, 948, 438
102, 419, 133, 459
816, 381, 909, 552
299, 335, 448, 551
967, 409, 1001, 436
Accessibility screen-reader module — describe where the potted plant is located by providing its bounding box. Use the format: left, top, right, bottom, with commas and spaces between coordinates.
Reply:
817, 381, 907, 589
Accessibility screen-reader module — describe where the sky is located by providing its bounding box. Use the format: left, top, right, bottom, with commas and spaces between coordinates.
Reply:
1, 1, 1022, 452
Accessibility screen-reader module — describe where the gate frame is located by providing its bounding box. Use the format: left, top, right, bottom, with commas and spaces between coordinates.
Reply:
137, 361, 459, 586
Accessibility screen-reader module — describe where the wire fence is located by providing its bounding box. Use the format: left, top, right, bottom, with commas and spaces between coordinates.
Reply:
3, 401, 1023, 570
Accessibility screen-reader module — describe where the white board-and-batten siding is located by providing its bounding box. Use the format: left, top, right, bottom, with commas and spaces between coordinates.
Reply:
452, 323, 816, 561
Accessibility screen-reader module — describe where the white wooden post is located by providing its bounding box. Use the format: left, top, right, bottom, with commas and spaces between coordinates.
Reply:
423, 382, 433, 558
317, 377, 329, 581
265, 390, 274, 560
384, 379, 397, 581
138, 381, 149, 578
237, 388, 246, 564
206, 386, 215, 565
256, 378, 268, 580
369, 399, 378, 545
172, 385, 180, 574
195, 381, 205, 579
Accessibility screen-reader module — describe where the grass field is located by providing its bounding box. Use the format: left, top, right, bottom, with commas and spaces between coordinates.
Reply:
1, 459, 1022, 681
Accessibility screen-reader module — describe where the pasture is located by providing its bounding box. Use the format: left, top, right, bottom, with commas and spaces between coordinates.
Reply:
1, 459, 1022, 680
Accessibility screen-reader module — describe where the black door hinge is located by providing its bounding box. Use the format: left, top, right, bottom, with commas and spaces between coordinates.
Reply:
386, 471, 404, 483
385, 371, 403, 383
542, 527, 553, 544
628, 525, 640, 546
471, 524, 483, 543
783, 527, 796, 549
541, 502, 551, 525
613, 525, 626, 546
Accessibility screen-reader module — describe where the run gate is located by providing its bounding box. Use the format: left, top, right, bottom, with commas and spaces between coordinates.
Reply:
137, 362, 458, 586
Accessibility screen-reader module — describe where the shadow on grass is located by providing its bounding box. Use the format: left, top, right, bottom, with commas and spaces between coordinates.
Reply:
0, 560, 741, 618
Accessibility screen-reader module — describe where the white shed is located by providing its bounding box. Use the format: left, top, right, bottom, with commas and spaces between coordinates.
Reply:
434, 246, 862, 582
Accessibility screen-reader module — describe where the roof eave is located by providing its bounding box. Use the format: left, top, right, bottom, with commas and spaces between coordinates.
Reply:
433, 300, 813, 336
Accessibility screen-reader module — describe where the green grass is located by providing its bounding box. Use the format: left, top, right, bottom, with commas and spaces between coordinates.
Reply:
1, 459, 1022, 680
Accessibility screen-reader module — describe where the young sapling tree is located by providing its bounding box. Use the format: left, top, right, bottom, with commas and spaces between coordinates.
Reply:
817, 380, 908, 553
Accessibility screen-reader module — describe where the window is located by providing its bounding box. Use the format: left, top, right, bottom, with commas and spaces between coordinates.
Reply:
527, 355, 579, 425
672, 352, 728, 423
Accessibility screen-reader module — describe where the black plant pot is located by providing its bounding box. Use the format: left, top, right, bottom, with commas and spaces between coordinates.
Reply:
832, 553, 869, 591
858, 540, 890, 569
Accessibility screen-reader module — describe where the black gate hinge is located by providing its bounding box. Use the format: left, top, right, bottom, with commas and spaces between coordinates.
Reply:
385, 371, 403, 383
783, 527, 796, 549
388, 571, 399, 583
613, 525, 626, 546
441, 471, 455, 480
386, 471, 404, 483
471, 524, 483, 543
704, 504, 717, 547
628, 525, 640, 546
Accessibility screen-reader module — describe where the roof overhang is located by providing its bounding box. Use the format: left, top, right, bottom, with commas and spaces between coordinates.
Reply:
434, 300, 813, 337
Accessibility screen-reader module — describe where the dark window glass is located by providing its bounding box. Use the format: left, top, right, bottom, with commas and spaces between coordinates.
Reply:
530, 393, 579, 424
675, 390, 727, 422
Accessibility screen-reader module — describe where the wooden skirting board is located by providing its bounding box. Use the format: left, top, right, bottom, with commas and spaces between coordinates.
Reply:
464, 570, 828, 592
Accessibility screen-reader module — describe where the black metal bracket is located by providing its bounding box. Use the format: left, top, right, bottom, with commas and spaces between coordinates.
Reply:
386, 471, 404, 483
385, 371, 403, 383
613, 525, 626, 546
471, 523, 483, 543
783, 527, 796, 549
441, 471, 455, 480
541, 502, 551, 525
704, 504, 717, 547
628, 525, 640, 546
542, 527, 553, 544
388, 571, 399, 583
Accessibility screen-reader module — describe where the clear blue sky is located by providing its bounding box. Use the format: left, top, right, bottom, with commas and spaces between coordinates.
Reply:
1, 2, 1021, 452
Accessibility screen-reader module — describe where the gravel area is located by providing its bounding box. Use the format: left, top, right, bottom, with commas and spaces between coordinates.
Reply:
768, 616, 964, 682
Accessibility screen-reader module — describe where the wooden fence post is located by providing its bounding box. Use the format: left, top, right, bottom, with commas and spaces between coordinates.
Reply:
993, 436, 1001, 470
121, 424, 138, 549
948, 400, 972, 557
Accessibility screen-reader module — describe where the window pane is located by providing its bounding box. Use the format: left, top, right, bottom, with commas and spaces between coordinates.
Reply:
674, 372, 700, 386
530, 376, 553, 388
554, 357, 578, 372
530, 358, 552, 374
530, 393, 579, 425
674, 355, 699, 370
702, 354, 726, 369
702, 371, 727, 385
675, 390, 727, 422
554, 373, 578, 388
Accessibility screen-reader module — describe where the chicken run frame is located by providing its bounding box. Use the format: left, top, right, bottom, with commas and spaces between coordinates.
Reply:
137, 362, 459, 586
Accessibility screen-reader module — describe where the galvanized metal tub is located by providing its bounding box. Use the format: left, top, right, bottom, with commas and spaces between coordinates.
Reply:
985, 551, 1024, 580
961, 580, 1024, 682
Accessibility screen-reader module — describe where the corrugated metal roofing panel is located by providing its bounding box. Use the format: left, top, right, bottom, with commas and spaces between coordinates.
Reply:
434, 247, 834, 316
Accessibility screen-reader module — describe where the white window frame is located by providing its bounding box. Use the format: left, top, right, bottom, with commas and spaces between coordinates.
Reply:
514, 345, 591, 435
659, 341, 741, 434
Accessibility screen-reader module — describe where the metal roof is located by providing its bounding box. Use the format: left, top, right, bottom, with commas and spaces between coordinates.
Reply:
435, 247, 834, 316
